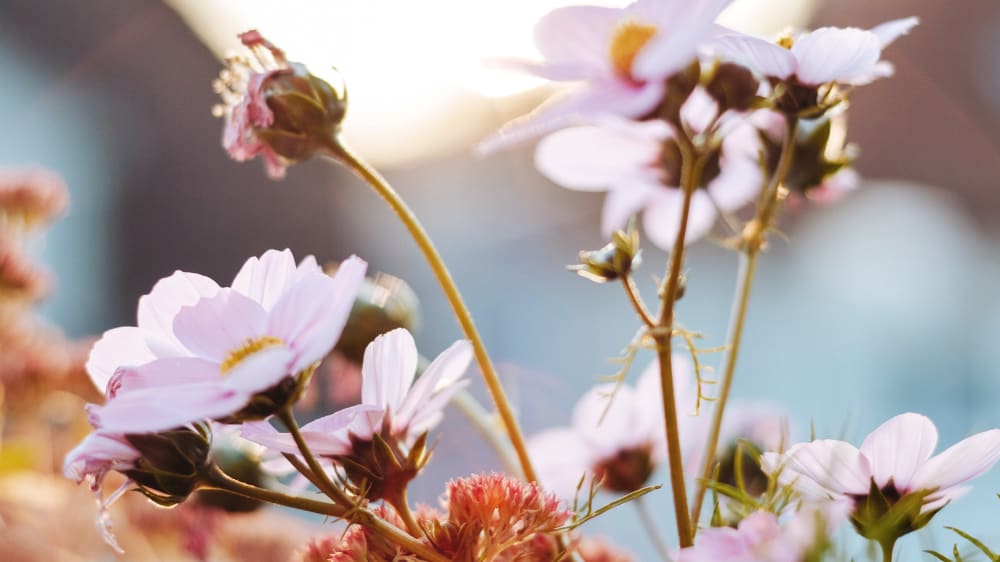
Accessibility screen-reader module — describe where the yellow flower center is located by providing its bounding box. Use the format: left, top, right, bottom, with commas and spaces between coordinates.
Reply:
220, 336, 284, 375
609, 21, 658, 80
777, 33, 795, 50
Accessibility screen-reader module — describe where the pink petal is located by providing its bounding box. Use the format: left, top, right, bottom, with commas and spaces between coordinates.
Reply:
63, 432, 139, 483
679, 88, 720, 135
485, 57, 597, 81
706, 148, 762, 212
792, 27, 882, 86
922, 486, 970, 513
779, 440, 872, 496
533, 5, 620, 70
396, 339, 473, 432
601, 179, 659, 237
360, 328, 418, 413
172, 289, 268, 363
869, 17, 919, 48
528, 427, 597, 500
478, 80, 664, 153
632, 0, 733, 81
231, 248, 298, 311
107, 357, 219, 398
859, 413, 938, 491
221, 345, 295, 394
911, 429, 1000, 492
535, 126, 660, 192
137, 271, 221, 357
709, 32, 797, 79
86, 327, 157, 394
571, 382, 643, 458
242, 405, 380, 456
642, 189, 717, 250
269, 256, 367, 372
87, 383, 247, 433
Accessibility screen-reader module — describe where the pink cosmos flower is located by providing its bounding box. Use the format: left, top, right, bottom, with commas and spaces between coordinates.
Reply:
527, 358, 696, 499
677, 506, 846, 562
534, 89, 761, 249
480, 0, 734, 151
242, 328, 472, 456
762, 413, 1000, 515
85, 249, 366, 433
710, 17, 918, 88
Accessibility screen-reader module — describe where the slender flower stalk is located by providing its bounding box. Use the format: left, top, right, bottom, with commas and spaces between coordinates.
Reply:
689, 117, 799, 526
276, 408, 351, 505
622, 273, 656, 328
653, 141, 704, 548
202, 465, 449, 562
321, 139, 539, 484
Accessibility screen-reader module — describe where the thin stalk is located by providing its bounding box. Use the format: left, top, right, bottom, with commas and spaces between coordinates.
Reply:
202, 465, 448, 562
622, 274, 656, 328
385, 488, 423, 538
881, 539, 897, 562
688, 249, 759, 525
653, 145, 703, 548
634, 496, 672, 562
688, 117, 798, 527
277, 408, 350, 505
324, 140, 538, 484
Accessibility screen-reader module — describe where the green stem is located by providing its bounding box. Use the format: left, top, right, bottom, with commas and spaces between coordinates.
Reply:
277, 408, 350, 505
688, 249, 759, 525
688, 116, 798, 528
324, 141, 538, 484
881, 538, 896, 562
385, 487, 423, 538
634, 496, 672, 562
653, 146, 702, 548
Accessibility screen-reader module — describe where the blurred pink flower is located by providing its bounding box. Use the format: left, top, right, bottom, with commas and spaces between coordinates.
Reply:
710, 17, 918, 87
527, 358, 697, 499
242, 328, 471, 455
762, 413, 1000, 515
677, 506, 845, 562
86, 249, 366, 432
534, 89, 761, 249
480, 0, 734, 151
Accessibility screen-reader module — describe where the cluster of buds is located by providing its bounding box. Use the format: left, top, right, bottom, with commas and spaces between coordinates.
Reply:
571, 220, 641, 283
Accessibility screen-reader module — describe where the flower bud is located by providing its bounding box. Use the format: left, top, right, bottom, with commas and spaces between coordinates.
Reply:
122, 424, 213, 506
215, 31, 348, 179
706, 63, 760, 112
195, 435, 268, 513
570, 221, 642, 283
849, 480, 937, 548
331, 271, 421, 364
761, 115, 856, 196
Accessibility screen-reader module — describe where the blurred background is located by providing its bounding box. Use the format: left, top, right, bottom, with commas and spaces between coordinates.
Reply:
1, 0, 999, 560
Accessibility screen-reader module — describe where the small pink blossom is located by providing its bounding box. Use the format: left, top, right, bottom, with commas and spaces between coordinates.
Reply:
528, 358, 696, 499
242, 328, 471, 456
86, 249, 366, 432
534, 89, 762, 249
481, 0, 734, 151
762, 413, 1000, 515
710, 17, 918, 88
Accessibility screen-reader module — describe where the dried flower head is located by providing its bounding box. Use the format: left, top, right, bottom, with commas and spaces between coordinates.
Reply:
214, 30, 348, 179
446, 472, 569, 558
0, 167, 68, 229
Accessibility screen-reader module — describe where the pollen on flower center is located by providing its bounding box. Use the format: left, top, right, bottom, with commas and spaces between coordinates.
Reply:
609, 21, 658, 79
777, 33, 795, 50
220, 336, 284, 375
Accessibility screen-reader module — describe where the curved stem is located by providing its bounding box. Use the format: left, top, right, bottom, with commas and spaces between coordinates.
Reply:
325, 141, 538, 484
634, 496, 672, 562
622, 274, 656, 328
688, 117, 798, 527
688, 249, 759, 525
653, 146, 702, 548
385, 487, 423, 538
277, 408, 350, 505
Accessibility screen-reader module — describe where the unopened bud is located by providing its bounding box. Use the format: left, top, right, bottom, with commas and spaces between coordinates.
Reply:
570, 220, 642, 283
333, 426, 431, 503
123, 424, 212, 507
195, 435, 268, 513
330, 271, 421, 364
